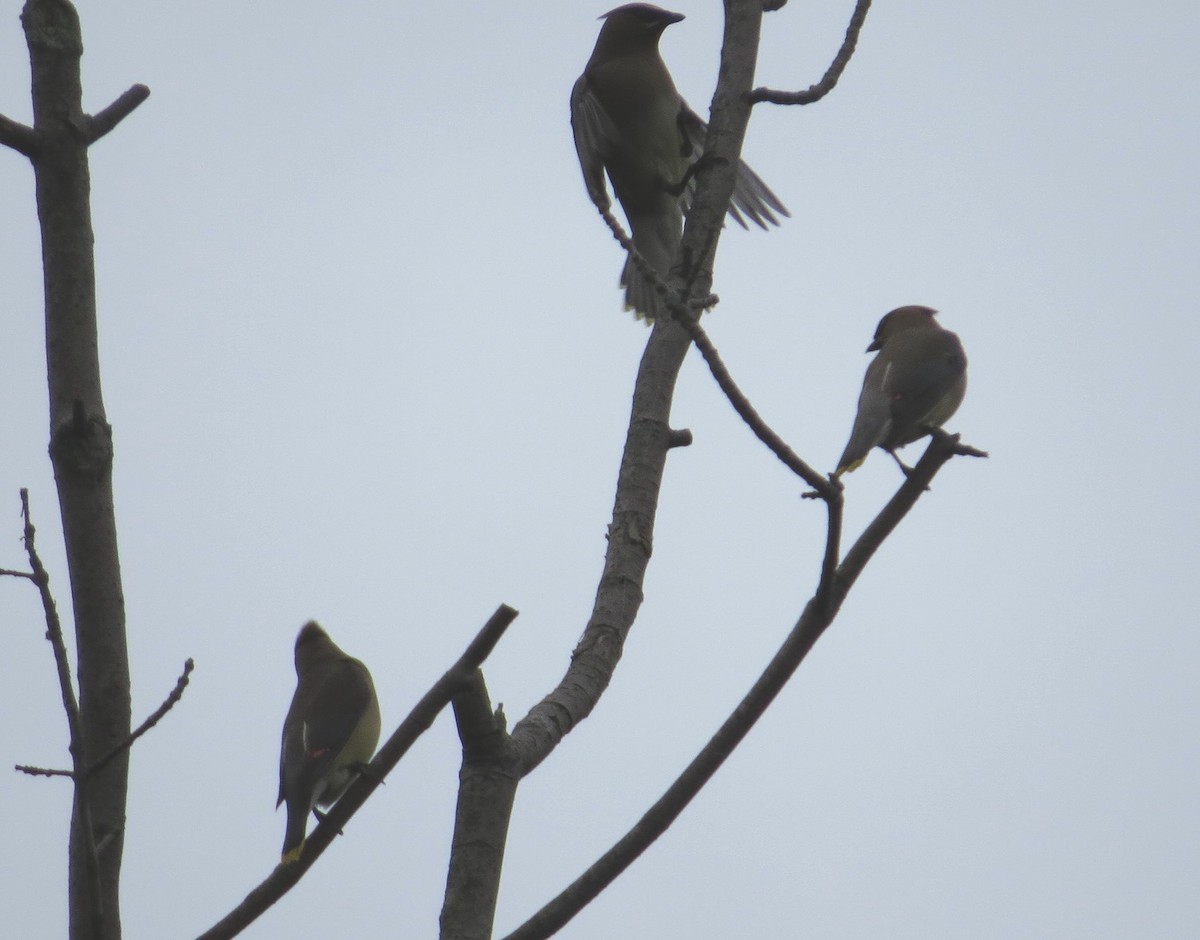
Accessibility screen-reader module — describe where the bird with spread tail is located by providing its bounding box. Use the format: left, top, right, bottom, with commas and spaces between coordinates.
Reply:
277, 621, 381, 864
571, 3, 788, 321
834, 306, 968, 477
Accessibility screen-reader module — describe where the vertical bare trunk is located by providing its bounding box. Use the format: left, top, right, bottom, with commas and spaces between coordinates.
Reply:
23, 1, 131, 936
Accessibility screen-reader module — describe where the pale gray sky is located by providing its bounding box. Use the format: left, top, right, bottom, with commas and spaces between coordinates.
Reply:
2, 1, 1197, 937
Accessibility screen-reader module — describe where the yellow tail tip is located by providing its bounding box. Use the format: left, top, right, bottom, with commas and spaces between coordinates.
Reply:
280, 842, 305, 865
834, 457, 866, 478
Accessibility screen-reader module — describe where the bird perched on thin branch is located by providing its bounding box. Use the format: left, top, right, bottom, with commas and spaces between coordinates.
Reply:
571, 3, 788, 321
834, 306, 968, 477
277, 621, 381, 864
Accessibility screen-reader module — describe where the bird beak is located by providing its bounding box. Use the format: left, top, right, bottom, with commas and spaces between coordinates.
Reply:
866, 339, 882, 352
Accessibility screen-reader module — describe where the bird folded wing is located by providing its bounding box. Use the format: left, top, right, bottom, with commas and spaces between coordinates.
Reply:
676, 105, 789, 229
570, 77, 619, 210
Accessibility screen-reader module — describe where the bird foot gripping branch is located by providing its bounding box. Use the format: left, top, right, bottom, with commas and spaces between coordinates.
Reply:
570, 4, 789, 323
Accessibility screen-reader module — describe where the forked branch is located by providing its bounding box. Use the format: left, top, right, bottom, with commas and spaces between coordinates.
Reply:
500, 427, 983, 940
750, 0, 873, 105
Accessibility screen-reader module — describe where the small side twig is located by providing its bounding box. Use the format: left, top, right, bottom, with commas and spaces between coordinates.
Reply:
18, 490, 82, 749
83, 83, 150, 144
87, 658, 194, 778
835, 429, 987, 595
16, 660, 196, 781
15, 764, 74, 778
14, 489, 103, 919
679, 315, 835, 497
596, 203, 680, 314
750, 0, 873, 105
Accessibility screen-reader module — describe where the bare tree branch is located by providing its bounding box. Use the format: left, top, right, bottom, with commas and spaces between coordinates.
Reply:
438, 4, 803, 936
0, 112, 38, 155
16, 764, 75, 778
835, 429, 987, 593
83, 83, 150, 144
500, 428, 983, 940
195, 604, 518, 940
501, 599, 843, 940
440, 672, 519, 939
18, 490, 82, 760
21, 1, 137, 932
750, 0, 873, 105
87, 659, 194, 778
511, 0, 775, 771
680, 314, 835, 495
12, 487, 104, 933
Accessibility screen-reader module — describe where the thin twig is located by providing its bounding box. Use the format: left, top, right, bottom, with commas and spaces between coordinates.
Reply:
750, 0, 873, 105
87, 658, 194, 778
15, 764, 74, 778
680, 314, 835, 496
836, 430, 986, 594
19, 490, 83, 748
16, 488, 103, 919
596, 203, 680, 315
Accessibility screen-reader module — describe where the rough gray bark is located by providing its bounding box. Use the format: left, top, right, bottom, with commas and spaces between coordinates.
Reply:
436, 2, 771, 937
8, 1, 146, 936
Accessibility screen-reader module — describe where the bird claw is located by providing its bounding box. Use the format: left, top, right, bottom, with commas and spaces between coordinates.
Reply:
664, 152, 728, 197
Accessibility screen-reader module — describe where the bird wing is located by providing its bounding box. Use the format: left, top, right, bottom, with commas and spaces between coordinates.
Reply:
299, 660, 373, 758
570, 74, 619, 211
836, 355, 893, 474
883, 332, 967, 442
676, 103, 789, 230
277, 660, 373, 806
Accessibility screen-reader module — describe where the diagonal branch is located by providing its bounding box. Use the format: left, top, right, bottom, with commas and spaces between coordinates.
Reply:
0, 112, 38, 156
13, 488, 103, 929
500, 428, 983, 940
14, 652, 194, 783
835, 429, 987, 593
18, 489, 83, 761
194, 603, 518, 940
86, 658, 194, 778
750, 0, 873, 105
680, 314, 835, 496
83, 83, 150, 144
500, 599, 839, 940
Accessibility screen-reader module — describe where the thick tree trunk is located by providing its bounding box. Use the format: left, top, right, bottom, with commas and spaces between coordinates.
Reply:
23, 2, 131, 936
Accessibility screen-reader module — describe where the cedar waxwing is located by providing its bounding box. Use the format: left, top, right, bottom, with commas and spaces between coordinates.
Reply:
571, 3, 788, 321
834, 306, 968, 477
277, 621, 381, 864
